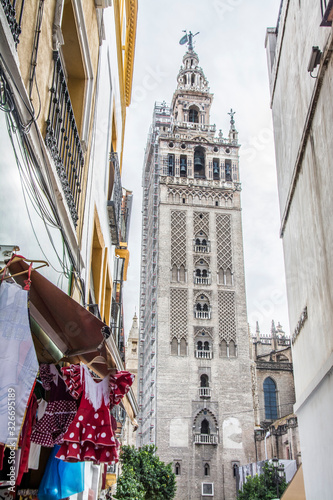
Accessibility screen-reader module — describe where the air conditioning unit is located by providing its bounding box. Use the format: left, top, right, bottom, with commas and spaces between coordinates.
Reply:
202, 483, 214, 496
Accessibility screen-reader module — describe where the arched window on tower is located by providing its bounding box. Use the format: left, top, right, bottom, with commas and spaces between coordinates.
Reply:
194, 146, 205, 178
175, 462, 181, 476
220, 340, 227, 357
179, 265, 185, 282
199, 374, 211, 398
201, 419, 210, 435
225, 159, 232, 181
180, 155, 187, 177
229, 340, 236, 357
171, 337, 178, 356
213, 158, 220, 180
204, 463, 210, 476
263, 377, 278, 420
168, 154, 175, 176
180, 338, 187, 356
189, 106, 199, 123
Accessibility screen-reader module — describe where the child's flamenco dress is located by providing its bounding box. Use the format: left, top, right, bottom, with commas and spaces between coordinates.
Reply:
55, 363, 134, 464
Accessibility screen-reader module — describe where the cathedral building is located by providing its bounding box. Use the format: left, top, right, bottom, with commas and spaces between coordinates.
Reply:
138, 34, 255, 499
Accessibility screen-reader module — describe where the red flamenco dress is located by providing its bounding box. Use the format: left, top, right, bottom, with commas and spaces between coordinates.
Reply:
56, 364, 134, 465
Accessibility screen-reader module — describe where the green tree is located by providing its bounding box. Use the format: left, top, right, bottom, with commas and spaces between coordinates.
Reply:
114, 445, 177, 500
238, 462, 287, 500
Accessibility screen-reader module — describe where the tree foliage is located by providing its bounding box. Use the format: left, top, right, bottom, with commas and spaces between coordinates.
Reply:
238, 462, 287, 500
114, 445, 176, 500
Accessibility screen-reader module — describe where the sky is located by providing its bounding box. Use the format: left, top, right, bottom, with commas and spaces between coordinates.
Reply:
121, 0, 289, 338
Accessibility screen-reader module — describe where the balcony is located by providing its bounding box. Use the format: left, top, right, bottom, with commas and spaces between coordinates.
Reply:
107, 152, 122, 245
194, 276, 211, 285
45, 51, 84, 227
194, 433, 218, 445
195, 349, 212, 359
199, 387, 211, 398
321, 0, 333, 25
1, 0, 25, 47
194, 311, 211, 320
194, 243, 210, 253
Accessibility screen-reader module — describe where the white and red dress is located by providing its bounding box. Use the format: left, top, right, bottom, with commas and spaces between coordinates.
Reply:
56, 364, 134, 465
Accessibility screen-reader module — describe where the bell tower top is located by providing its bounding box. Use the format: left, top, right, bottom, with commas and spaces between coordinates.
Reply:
172, 31, 213, 126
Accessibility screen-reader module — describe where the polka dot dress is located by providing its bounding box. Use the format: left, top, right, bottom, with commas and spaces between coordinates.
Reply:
56, 364, 133, 465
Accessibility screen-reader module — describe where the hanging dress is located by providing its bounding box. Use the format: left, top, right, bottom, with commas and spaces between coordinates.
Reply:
30, 364, 77, 447
56, 364, 134, 465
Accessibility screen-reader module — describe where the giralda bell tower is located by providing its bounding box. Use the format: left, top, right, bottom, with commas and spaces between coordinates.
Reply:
138, 33, 255, 500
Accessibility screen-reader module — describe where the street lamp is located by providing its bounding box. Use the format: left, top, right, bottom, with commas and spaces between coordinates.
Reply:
270, 457, 285, 499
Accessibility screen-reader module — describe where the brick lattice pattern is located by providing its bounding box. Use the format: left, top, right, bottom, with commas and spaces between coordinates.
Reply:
216, 214, 232, 271
170, 288, 188, 341
218, 291, 236, 343
171, 211, 187, 267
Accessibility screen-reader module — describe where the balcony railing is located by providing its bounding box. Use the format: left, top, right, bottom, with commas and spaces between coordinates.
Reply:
321, 0, 333, 26
195, 276, 211, 285
194, 433, 218, 445
1, 0, 25, 47
45, 51, 84, 227
199, 387, 211, 398
195, 350, 212, 359
195, 311, 211, 319
107, 152, 122, 245
194, 243, 210, 253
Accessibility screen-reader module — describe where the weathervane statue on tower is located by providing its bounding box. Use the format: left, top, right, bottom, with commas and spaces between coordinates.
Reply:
179, 30, 199, 51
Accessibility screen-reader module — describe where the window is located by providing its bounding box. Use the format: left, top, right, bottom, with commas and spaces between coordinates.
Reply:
194, 295, 210, 319
168, 154, 175, 176
263, 377, 278, 420
194, 146, 205, 178
202, 483, 214, 496
220, 340, 227, 357
171, 338, 178, 356
204, 463, 210, 476
189, 106, 199, 123
213, 158, 220, 180
180, 338, 187, 356
201, 419, 210, 435
175, 462, 181, 476
225, 159, 232, 181
200, 374, 209, 387
180, 155, 187, 177
229, 340, 236, 357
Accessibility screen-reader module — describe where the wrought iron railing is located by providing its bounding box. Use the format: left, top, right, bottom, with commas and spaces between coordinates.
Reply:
194, 433, 218, 445
45, 51, 84, 227
1, 0, 25, 47
107, 152, 122, 245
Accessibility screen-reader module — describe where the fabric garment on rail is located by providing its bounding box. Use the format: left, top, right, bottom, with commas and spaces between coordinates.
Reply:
0, 281, 39, 446
56, 364, 134, 464
16, 393, 38, 485
37, 445, 84, 500
30, 364, 77, 447
27, 399, 47, 470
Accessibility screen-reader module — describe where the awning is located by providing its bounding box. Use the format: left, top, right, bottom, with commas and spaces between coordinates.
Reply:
8, 259, 116, 376
281, 465, 306, 500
